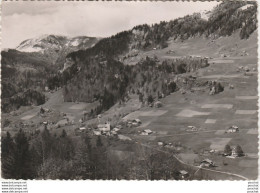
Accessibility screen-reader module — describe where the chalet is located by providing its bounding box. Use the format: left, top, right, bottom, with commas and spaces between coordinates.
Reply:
113, 128, 120, 132
132, 121, 139, 126
144, 129, 153, 135
158, 142, 164, 146
93, 130, 101, 136
226, 125, 239, 133
140, 132, 149, 136
79, 127, 86, 131
132, 119, 142, 126
98, 123, 111, 132
177, 170, 189, 179
154, 101, 163, 108
135, 119, 141, 124
200, 159, 215, 167
186, 126, 198, 132
111, 130, 118, 135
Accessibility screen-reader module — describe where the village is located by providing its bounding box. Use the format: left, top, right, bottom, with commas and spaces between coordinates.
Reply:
1, 49, 258, 180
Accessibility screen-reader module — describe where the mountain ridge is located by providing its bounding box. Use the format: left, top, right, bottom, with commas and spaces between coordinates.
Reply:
1, 1, 257, 113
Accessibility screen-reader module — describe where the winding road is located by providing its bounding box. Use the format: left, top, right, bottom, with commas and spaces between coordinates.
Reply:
139, 142, 249, 180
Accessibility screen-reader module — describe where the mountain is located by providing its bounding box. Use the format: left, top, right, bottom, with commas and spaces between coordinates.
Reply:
53, 1, 256, 113
17, 35, 99, 54
2, 1, 257, 114
16, 35, 100, 66
1, 35, 100, 113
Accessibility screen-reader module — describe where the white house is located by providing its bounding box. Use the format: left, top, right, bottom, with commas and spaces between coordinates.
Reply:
144, 129, 153, 134
79, 127, 86, 131
98, 122, 111, 132
93, 130, 101, 136
158, 142, 164, 146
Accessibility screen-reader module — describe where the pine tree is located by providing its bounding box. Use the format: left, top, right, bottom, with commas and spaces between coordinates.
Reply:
13, 129, 33, 179
1, 132, 16, 179
96, 136, 103, 147
223, 145, 232, 156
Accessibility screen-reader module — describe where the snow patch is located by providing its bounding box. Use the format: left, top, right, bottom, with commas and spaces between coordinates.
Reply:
17, 46, 43, 53
239, 4, 253, 11
70, 39, 80, 46
196, 10, 211, 21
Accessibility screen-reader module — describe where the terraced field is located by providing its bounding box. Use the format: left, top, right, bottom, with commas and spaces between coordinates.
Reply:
121, 55, 258, 180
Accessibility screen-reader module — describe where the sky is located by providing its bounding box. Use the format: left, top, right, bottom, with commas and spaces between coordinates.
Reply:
1, 1, 219, 49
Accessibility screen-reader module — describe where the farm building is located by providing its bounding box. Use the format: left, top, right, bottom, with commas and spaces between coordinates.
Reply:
186, 126, 198, 132
134, 119, 141, 124
144, 129, 153, 134
140, 132, 149, 136
93, 130, 101, 136
79, 127, 86, 131
226, 125, 239, 133
111, 130, 118, 135
98, 123, 111, 132
154, 101, 163, 108
113, 128, 120, 132
118, 135, 132, 141
158, 142, 164, 146
177, 170, 189, 179
200, 159, 215, 167
127, 119, 141, 127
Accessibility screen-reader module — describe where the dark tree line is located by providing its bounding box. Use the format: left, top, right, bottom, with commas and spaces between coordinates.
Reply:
1, 129, 211, 180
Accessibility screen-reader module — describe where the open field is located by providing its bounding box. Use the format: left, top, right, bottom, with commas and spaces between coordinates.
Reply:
119, 53, 258, 179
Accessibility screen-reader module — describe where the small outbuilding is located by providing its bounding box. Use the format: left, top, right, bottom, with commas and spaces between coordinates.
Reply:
93, 130, 101, 136
226, 125, 239, 133
98, 123, 111, 132
154, 101, 163, 108
177, 170, 189, 179
144, 129, 153, 135
200, 159, 215, 167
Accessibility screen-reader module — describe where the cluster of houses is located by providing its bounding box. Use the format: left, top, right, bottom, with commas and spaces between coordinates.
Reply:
92, 123, 124, 136
140, 129, 153, 136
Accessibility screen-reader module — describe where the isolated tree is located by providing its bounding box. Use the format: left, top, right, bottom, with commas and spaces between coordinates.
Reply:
147, 95, 154, 104
2, 132, 14, 156
55, 130, 74, 160
234, 145, 244, 157
96, 136, 103, 147
223, 145, 232, 156
61, 129, 67, 138
13, 129, 33, 179
139, 93, 144, 103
